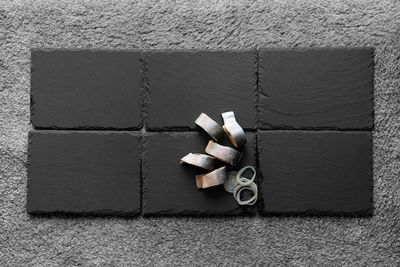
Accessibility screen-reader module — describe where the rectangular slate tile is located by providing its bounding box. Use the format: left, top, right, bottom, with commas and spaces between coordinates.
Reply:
258, 131, 372, 215
146, 50, 257, 130
28, 131, 141, 216
31, 49, 142, 129
143, 131, 257, 216
259, 48, 374, 130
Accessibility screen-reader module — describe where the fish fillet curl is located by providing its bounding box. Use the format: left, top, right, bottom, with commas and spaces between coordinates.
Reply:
205, 140, 242, 167
222, 111, 247, 148
196, 166, 228, 189
195, 113, 225, 142
180, 153, 217, 170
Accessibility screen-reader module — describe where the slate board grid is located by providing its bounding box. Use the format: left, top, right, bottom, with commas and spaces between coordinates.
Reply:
256, 48, 374, 216
29, 49, 146, 216
28, 48, 374, 217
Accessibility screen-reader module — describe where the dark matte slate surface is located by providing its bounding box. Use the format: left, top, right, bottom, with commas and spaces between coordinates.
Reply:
258, 131, 373, 215
146, 50, 257, 130
143, 131, 257, 216
28, 131, 141, 216
28, 48, 374, 217
31, 49, 142, 129
259, 48, 374, 130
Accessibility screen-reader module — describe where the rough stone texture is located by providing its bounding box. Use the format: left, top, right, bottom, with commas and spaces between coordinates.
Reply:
259, 48, 374, 130
146, 50, 257, 130
28, 131, 141, 215
143, 132, 256, 216
31, 49, 142, 129
258, 131, 372, 215
1, 0, 399, 265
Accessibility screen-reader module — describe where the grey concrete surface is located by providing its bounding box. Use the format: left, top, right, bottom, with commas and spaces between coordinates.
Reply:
0, 0, 399, 265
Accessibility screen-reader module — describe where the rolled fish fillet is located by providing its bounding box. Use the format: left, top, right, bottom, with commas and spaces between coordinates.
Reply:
221, 111, 247, 148
179, 153, 217, 170
196, 166, 228, 189
205, 140, 242, 167
195, 113, 225, 142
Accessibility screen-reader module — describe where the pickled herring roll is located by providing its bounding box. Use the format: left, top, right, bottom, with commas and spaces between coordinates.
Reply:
195, 113, 225, 142
221, 111, 247, 148
195, 166, 228, 189
180, 153, 217, 170
205, 140, 242, 167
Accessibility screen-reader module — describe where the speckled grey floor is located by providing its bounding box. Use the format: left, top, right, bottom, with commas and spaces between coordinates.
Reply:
1, 0, 399, 265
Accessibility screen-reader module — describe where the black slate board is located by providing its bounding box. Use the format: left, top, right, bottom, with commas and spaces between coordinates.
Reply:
31, 49, 142, 129
28, 48, 375, 217
259, 48, 374, 130
142, 131, 257, 216
258, 131, 373, 215
146, 50, 257, 130
27, 131, 141, 216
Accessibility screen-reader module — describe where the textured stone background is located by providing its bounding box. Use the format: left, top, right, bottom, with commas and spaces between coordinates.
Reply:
1, 0, 399, 265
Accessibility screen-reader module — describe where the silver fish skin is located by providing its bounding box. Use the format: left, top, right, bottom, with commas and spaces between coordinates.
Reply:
195, 113, 225, 142
196, 166, 228, 189
222, 111, 247, 148
180, 153, 216, 170
205, 140, 242, 167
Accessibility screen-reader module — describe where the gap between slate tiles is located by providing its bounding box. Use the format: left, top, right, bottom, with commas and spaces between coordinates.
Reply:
139, 51, 150, 132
